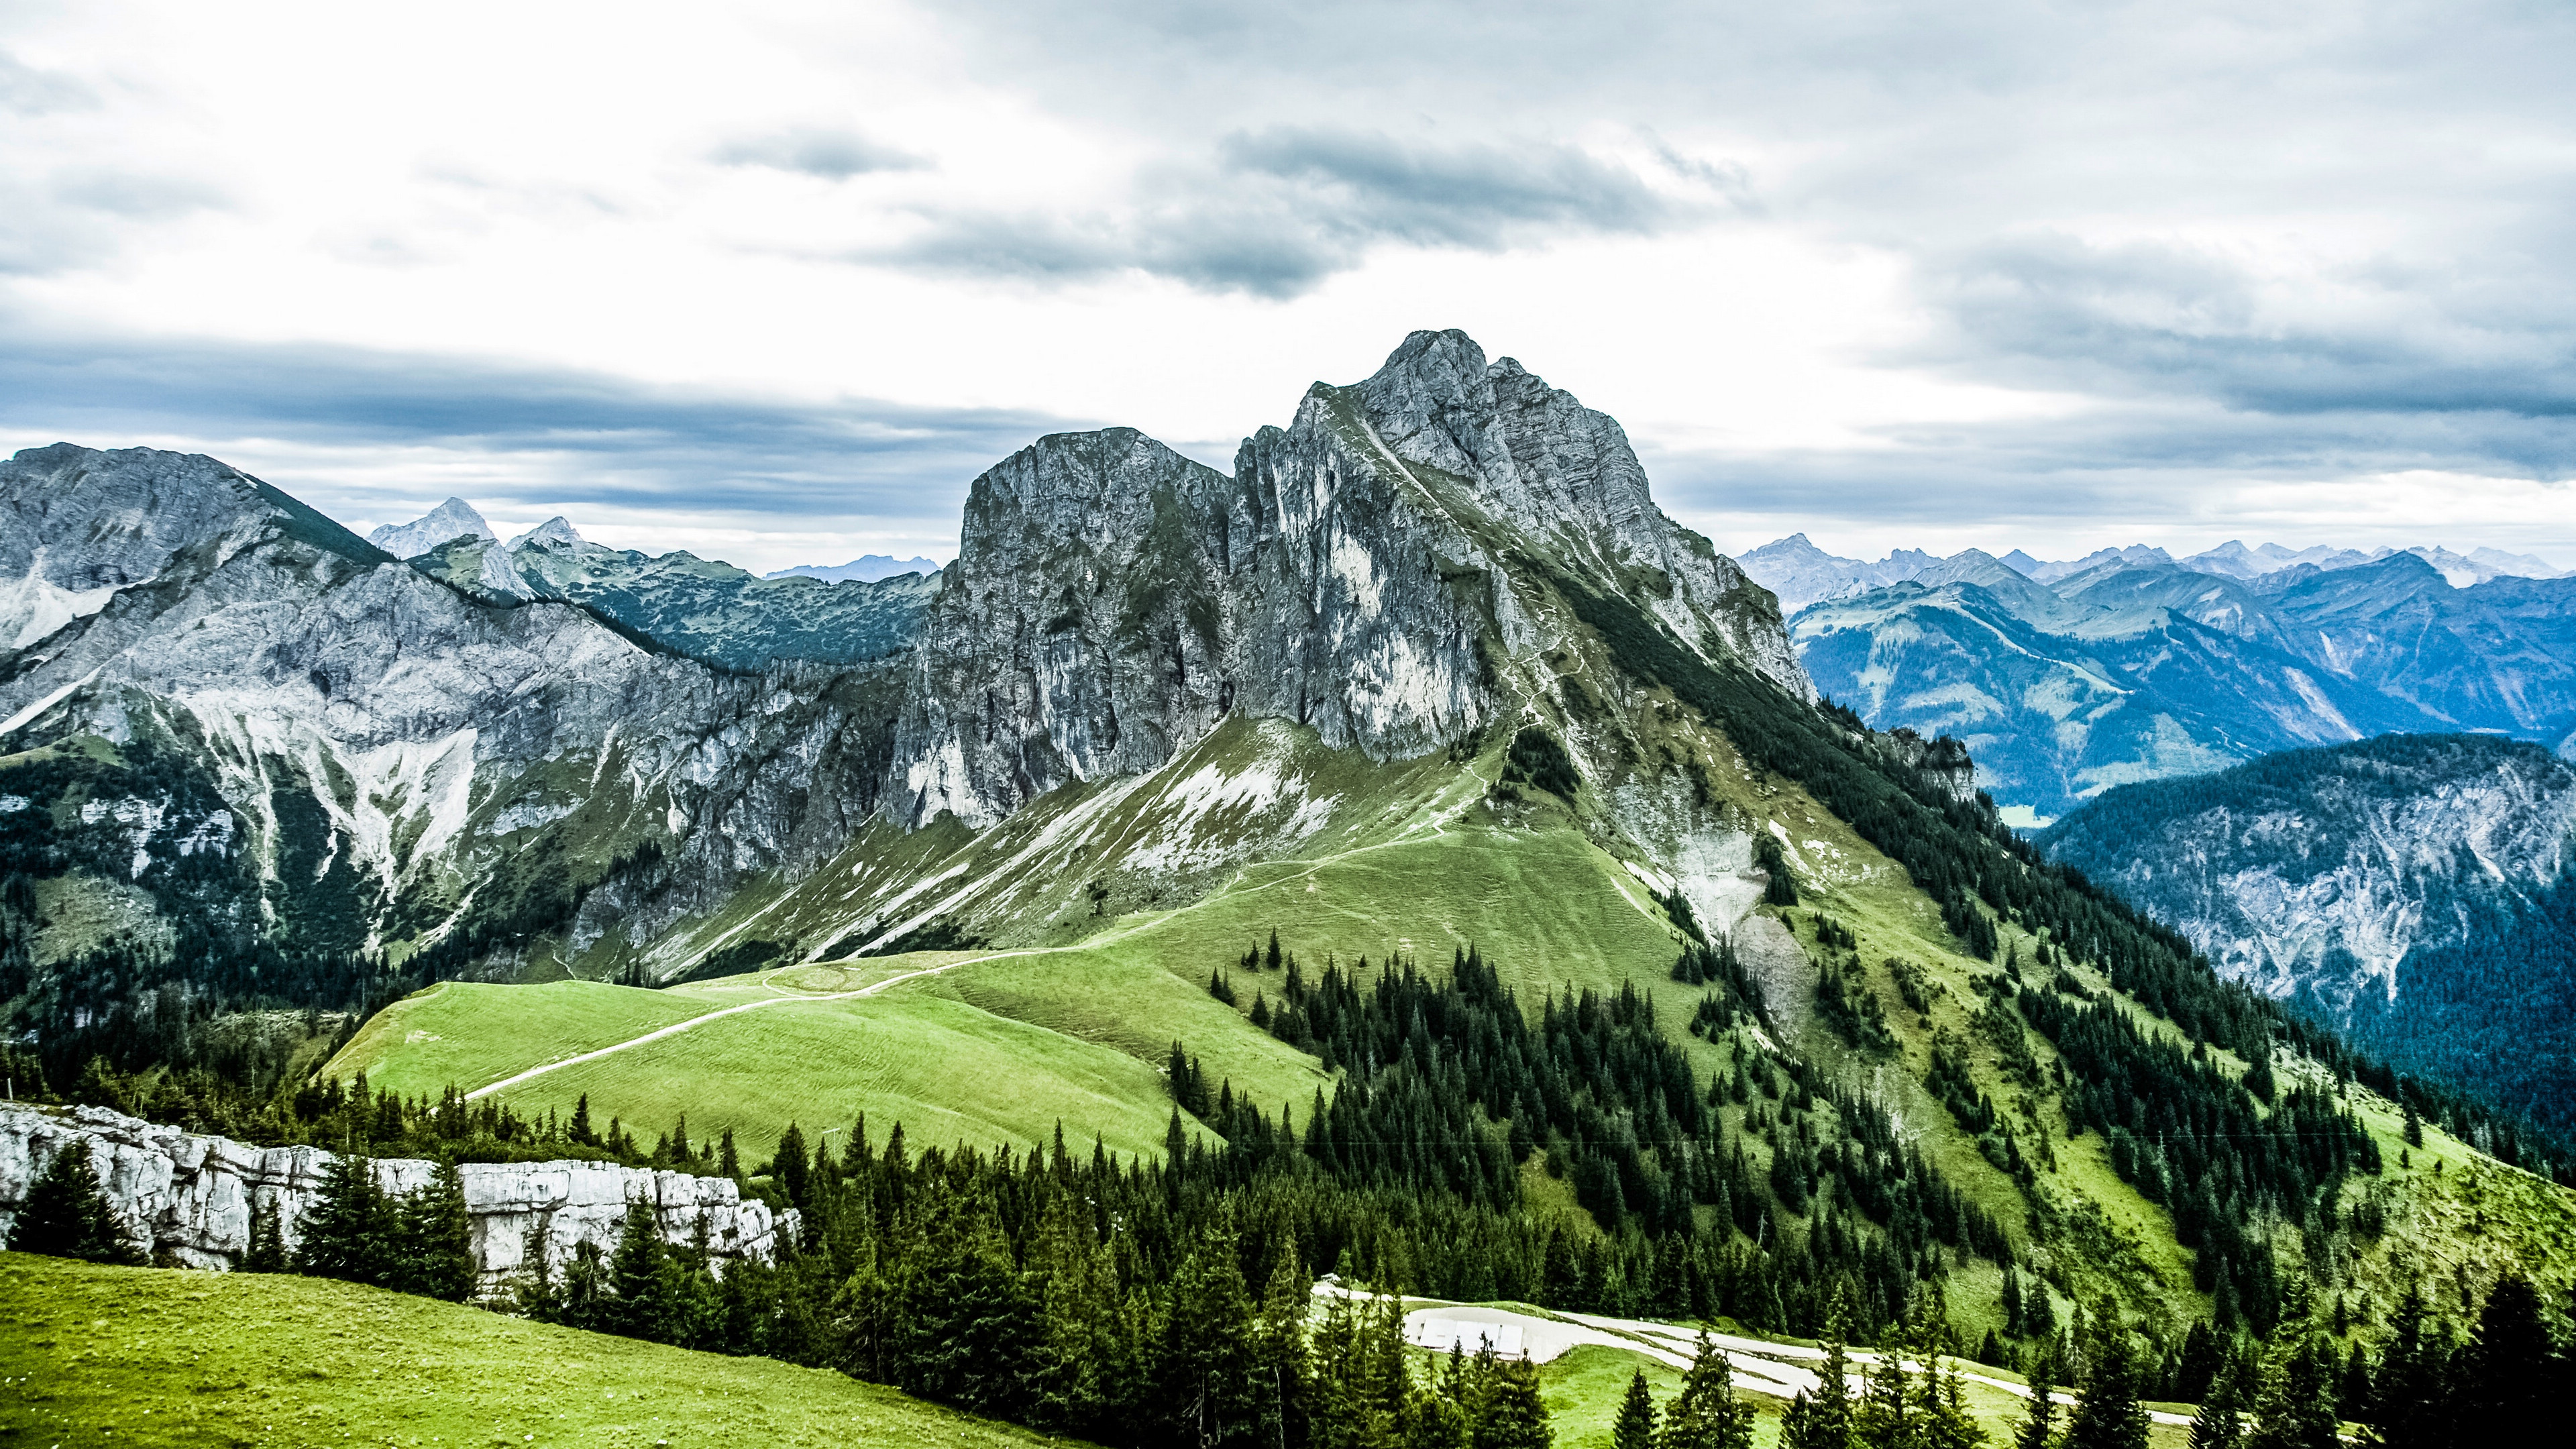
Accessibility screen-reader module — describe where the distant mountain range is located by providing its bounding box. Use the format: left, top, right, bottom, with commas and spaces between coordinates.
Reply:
364, 499, 935, 670
765, 555, 942, 584
1743, 533, 2565, 614
1742, 536, 2576, 822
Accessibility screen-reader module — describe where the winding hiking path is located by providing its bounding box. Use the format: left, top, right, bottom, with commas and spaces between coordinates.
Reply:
460, 949, 1027, 1102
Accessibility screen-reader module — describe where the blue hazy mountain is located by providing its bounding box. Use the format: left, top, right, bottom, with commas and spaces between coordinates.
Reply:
1756, 542, 2576, 822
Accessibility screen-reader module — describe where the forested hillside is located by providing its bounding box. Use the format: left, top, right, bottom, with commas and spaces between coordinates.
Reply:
2040, 734, 2576, 1146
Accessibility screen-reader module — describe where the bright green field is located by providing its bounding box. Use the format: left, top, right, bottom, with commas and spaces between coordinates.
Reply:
333, 963, 1325, 1163
331, 815, 1678, 1163
0, 1254, 1072, 1449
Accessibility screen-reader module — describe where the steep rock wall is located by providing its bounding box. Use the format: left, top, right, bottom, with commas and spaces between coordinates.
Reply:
0, 1106, 794, 1293
892, 329, 1810, 830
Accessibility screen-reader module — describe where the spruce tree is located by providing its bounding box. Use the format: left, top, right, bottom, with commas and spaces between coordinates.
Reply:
392, 1159, 476, 1302
1613, 1368, 1658, 1449
1784, 1334, 1857, 1449
570, 1093, 594, 1146
1856, 1340, 1916, 1448
773, 1122, 810, 1211
294, 1152, 394, 1285
2065, 1311, 2149, 1449
1475, 1359, 1553, 1449
2186, 1346, 2245, 1449
2458, 1276, 2552, 1442
2017, 1348, 2059, 1449
1658, 1334, 1755, 1449
607, 1194, 674, 1342
1157, 1233, 1258, 1449
2365, 1286, 2451, 1449
6, 1138, 142, 1265
241, 1191, 288, 1273
511, 1217, 560, 1322
718, 1126, 741, 1181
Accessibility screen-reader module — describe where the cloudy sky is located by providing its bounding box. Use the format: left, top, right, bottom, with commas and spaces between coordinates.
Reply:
4, 0, 2571, 573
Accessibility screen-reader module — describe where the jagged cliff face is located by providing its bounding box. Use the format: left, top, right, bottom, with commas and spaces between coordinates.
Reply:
894, 331, 1807, 829
0, 443, 903, 972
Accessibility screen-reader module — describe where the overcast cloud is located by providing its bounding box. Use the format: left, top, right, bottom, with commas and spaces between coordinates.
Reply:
1, 0, 2569, 570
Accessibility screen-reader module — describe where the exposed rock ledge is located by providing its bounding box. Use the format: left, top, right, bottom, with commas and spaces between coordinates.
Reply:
0, 1105, 796, 1292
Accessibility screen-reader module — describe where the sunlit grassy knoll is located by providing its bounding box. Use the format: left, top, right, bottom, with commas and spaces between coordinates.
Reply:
331, 979, 712, 1095
0, 1253, 1071, 1449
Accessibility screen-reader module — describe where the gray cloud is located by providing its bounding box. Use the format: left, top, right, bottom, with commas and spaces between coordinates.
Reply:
1912, 233, 2576, 458
0, 50, 96, 115
712, 127, 927, 180
0, 318, 1083, 532
871, 126, 1703, 297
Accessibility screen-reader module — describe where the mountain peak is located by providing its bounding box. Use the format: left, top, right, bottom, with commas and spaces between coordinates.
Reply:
509, 516, 584, 550
368, 498, 495, 559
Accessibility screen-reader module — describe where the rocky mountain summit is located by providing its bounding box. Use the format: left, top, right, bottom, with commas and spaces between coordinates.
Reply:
0, 1104, 794, 1289
0, 330, 1833, 1014
2039, 734, 2576, 1140
896, 331, 1805, 830
364, 496, 496, 559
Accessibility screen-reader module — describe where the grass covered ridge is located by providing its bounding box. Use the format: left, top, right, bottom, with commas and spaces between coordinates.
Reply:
0, 1252, 1072, 1449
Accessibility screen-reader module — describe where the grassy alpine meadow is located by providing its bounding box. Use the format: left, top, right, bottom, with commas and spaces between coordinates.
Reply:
0, 1254, 1076, 1449
331, 971, 1318, 1163
328, 812, 1673, 1165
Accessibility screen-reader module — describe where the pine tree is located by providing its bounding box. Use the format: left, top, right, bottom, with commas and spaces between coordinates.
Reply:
718, 1126, 741, 1181
1613, 1369, 1658, 1449
294, 1152, 394, 1285
2017, 1346, 2059, 1449
570, 1093, 595, 1146
2065, 1310, 2149, 1449
241, 1191, 288, 1273
6, 1138, 142, 1265
1658, 1334, 1755, 1449
1476, 1359, 1553, 1449
392, 1159, 476, 1301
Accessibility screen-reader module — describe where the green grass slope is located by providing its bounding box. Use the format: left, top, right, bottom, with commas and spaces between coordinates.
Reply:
0, 1253, 1073, 1449
333, 726, 1682, 1163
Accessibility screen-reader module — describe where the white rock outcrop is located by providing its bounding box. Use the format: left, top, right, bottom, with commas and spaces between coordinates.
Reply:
0, 1105, 796, 1292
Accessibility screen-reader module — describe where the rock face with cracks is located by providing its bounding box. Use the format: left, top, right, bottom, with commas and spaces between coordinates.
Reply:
0, 1105, 794, 1291
893, 329, 1809, 830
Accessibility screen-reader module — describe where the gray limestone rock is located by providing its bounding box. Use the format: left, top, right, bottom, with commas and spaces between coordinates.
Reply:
892, 330, 1809, 830
0, 1104, 794, 1291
